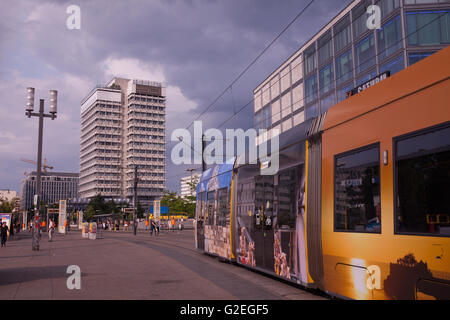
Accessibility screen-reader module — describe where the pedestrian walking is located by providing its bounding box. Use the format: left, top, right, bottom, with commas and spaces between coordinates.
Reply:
48, 219, 54, 242
9, 220, 14, 236
149, 219, 154, 235
1, 222, 9, 247
171, 217, 175, 232
155, 220, 161, 235
124, 221, 129, 231
151, 219, 158, 236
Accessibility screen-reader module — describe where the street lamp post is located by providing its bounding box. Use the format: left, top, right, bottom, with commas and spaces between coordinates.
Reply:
26, 88, 57, 251
133, 165, 139, 236
186, 168, 197, 198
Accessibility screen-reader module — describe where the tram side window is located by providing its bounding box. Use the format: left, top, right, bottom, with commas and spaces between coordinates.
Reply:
217, 188, 229, 227
395, 124, 450, 236
206, 191, 216, 226
277, 167, 298, 229
197, 192, 205, 220
334, 144, 381, 233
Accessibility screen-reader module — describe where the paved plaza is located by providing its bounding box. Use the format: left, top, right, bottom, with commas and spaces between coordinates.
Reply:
0, 229, 326, 300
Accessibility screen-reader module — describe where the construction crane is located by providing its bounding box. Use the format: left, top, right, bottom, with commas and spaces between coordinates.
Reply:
20, 158, 54, 173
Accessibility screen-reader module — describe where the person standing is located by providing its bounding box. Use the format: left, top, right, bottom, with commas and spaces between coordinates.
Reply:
171, 217, 175, 232
1, 222, 9, 247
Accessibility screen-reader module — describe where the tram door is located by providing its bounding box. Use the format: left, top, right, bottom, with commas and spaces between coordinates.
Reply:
253, 175, 275, 271
196, 192, 205, 251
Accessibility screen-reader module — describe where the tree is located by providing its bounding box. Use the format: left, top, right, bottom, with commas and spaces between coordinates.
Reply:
160, 190, 196, 218
84, 206, 95, 222
105, 199, 119, 215
0, 200, 14, 213
136, 202, 144, 219
89, 194, 107, 213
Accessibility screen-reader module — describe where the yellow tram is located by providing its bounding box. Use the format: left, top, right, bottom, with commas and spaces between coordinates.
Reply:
195, 46, 450, 299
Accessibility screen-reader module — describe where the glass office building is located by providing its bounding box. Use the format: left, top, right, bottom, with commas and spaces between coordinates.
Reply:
253, 0, 449, 144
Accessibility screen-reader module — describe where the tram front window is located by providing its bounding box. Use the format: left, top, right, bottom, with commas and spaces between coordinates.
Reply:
395, 124, 450, 236
334, 144, 381, 233
217, 188, 229, 227
206, 191, 216, 225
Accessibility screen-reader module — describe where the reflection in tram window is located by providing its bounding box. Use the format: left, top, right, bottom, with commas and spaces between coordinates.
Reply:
277, 168, 298, 229
334, 144, 381, 233
206, 191, 216, 225
217, 188, 229, 227
255, 176, 274, 229
197, 192, 205, 220
395, 124, 450, 236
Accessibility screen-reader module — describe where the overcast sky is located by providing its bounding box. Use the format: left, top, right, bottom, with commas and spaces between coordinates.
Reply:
0, 0, 351, 194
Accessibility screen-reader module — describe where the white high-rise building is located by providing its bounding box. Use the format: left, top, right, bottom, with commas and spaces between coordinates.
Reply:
180, 173, 201, 199
79, 78, 166, 207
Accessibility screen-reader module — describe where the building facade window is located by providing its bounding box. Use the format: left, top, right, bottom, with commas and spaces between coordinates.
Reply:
319, 63, 335, 95
376, 0, 400, 19
334, 15, 352, 53
304, 45, 317, 76
406, 10, 450, 46
337, 82, 354, 103
254, 109, 264, 130
318, 31, 333, 66
306, 102, 319, 120
305, 74, 318, 105
355, 34, 376, 74
404, 0, 449, 4
336, 49, 353, 85
353, 0, 372, 39
395, 123, 450, 236
380, 54, 405, 75
320, 93, 336, 113
264, 105, 271, 129
334, 143, 381, 233
408, 51, 436, 65
378, 15, 403, 61
356, 69, 377, 87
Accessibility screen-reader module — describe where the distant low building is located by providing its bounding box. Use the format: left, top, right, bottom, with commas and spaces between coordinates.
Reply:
180, 173, 201, 199
20, 171, 79, 210
0, 189, 18, 202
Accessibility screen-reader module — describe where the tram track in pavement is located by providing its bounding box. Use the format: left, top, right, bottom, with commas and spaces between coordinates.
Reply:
103, 230, 198, 254
107, 231, 327, 300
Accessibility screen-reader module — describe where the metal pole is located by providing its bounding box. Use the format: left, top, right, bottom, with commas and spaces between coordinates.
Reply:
32, 99, 44, 251
133, 165, 138, 236
202, 134, 206, 172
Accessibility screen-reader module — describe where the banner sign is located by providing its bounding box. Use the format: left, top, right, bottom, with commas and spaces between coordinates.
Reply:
153, 200, 161, 220
88, 222, 97, 240
82, 222, 88, 238
58, 200, 67, 234
0, 214, 11, 232
78, 210, 83, 229
346, 71, 390, 98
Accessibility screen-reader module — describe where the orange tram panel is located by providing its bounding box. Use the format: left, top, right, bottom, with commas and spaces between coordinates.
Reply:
321, 46, 450, 300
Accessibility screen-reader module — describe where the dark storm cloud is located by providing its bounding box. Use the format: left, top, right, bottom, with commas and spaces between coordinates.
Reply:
0, 0, 351, 192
